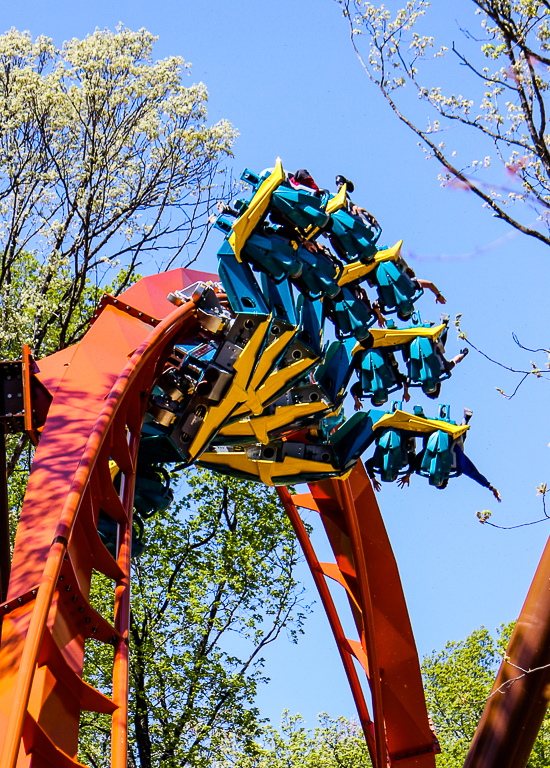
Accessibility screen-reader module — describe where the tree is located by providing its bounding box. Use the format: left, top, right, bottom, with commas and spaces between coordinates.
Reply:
78, 469, 306, 768
422, 622, 550, 767
219, 624, 550, 768
0, 26, 235, 473
219, 711, 371, 768
337, 0, 550, 248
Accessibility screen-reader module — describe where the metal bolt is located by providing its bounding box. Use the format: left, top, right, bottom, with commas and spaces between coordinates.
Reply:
3, 604, 8, 611
65, 585, 71, 592
59, 575, 65, 581
85, 617, 91, 623
72, 595, 77, 602
78, 606, 84, 613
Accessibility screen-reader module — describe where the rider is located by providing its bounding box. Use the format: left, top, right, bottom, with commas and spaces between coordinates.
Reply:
335, 174, 380, 229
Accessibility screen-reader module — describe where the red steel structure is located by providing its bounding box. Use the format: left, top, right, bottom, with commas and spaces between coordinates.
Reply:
0, 268, 548, 768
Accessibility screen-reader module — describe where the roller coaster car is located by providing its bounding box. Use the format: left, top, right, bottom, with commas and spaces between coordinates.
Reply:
328, 209, 380, 263
323, 286, 376, 341
214, 395, 333, 447
350, 318, 449, 402
216, 347, 348, 447
359, 317, 447, 350
373, 260, 423, 319
336, 240, 403, 289
221, 161, 287, 262
228, 296, 325, 423
167, 313, 273, 463
328, 402, 469, 477
197, 437, 342, 486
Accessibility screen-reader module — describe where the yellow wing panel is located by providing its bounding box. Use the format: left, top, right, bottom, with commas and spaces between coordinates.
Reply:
372, 409, 470, 439
228, 159, 286, 261
338, 240, 403, 287
326, 184, 348, 216
361, 323, 447, 350
218, 401, 328, 445
305, 184, 348, 241
247, 327, 297, 393
198, 451, 342, 486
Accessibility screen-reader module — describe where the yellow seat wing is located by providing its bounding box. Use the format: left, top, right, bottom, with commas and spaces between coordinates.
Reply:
353, 322, 447, 352
229, 158, 286, 262
198, 450, 345, 486
372, 409, 469, 439
218, 401, 329, 445
338, 240, 403, 287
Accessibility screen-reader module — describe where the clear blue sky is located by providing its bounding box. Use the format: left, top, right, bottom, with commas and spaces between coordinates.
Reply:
8, 0, 550, 728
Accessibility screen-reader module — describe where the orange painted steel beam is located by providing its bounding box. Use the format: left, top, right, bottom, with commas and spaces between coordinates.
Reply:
307, 461, 438, 767
464, 529, 550, 768
0, 425, 9, 606
0, 267, 217, 768
111, 430, 140, 768
337, 476, 387, 768
276, 486, 377, 765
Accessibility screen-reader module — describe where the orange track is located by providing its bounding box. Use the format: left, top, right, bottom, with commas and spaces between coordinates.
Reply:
280, 462, 438, 768
0, 269, 438, 768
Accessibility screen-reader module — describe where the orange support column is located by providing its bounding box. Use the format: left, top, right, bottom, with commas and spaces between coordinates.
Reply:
464, 529, 550, 768
303, 461, 438, 767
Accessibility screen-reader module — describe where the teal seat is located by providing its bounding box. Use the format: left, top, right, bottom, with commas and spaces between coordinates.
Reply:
243, 232, 303, 282
369, 428, 410, 482
261, 274, 298, 327
271, 186, 330, 230
358, 349, 401, 406
324, 287, 376, 340
291, 244, 341, 300
329, 209, 379, 262
374, 261, 422, 319
134, 466, 174, 518
97, 511, 145, 559
330, 409, 387, 470
417, 430, 456, 486
408, 336, 450, 395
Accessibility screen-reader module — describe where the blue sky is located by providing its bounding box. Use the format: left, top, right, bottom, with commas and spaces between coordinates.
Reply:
7, 0, 550, 728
